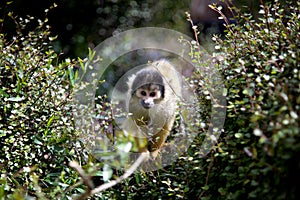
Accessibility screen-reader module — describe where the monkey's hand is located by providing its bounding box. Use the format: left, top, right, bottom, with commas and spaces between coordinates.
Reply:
150, 149, 159, 159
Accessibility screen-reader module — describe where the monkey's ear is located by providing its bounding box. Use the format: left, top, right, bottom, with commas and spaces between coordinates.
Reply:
131, 90, 136, 96
127, 74, 137, 94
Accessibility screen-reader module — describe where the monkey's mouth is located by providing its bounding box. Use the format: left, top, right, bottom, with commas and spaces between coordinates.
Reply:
143, 105, 152, 109
141, 100, 154, 109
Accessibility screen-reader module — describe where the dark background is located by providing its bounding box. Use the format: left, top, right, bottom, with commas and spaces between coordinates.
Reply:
0, 0, 266, 59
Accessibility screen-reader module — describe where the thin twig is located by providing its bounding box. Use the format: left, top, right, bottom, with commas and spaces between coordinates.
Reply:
69, 161, 95, 189
198, 152, 214, 199
91, 152, 148, 194
185, 12, 202, 54
69, 152, 148, 199
208, 4, 234, 35
259, 0, 270, 32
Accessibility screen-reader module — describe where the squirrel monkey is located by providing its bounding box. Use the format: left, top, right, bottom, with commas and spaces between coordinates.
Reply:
122, 60, 182, 158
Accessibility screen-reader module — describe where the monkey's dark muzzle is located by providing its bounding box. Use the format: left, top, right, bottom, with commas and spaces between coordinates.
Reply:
141, 100, 154, 109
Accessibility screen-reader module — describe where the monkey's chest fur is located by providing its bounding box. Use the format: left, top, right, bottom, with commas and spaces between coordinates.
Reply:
128, 97, 176, 136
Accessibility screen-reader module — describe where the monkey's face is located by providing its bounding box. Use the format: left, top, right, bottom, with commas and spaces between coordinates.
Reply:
134, 84, 164, 109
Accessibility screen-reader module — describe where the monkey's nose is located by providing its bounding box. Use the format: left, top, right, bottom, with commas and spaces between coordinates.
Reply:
141, 99, 154, 109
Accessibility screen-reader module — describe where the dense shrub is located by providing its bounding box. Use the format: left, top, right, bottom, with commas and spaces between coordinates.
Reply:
212, 1, 300, 199
182, 1, 300, 199
0, 12, 85, 198
96, 1, 300, 199
1, 0, 299, 199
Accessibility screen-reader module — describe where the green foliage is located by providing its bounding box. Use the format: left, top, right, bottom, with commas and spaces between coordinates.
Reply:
1, 0, 300, 199
88, 0, 300, 199
193, 0, 300, 199
212, 1, 300, 198
0, 13, 85, 198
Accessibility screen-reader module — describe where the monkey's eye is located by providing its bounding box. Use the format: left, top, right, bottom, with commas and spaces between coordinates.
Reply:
149, 92, 156, 97
140, 91, 147, 96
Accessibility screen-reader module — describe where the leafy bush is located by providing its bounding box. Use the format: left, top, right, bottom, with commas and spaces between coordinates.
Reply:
92, 1, 300, 199
1, 0, 299, 199
0, 11, 85, 198
212, 1, 300, 199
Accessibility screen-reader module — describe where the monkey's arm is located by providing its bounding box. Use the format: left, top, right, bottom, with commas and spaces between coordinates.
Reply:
148, 114, 175, 158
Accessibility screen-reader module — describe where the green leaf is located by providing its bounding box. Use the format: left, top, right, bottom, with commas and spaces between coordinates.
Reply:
6, 97, 25, 102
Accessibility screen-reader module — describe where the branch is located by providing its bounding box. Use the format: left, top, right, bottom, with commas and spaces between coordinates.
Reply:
69, 152, 149, 199
69, 161, 95, 189
198, 151, 214, 199
91, 152, 148, 194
